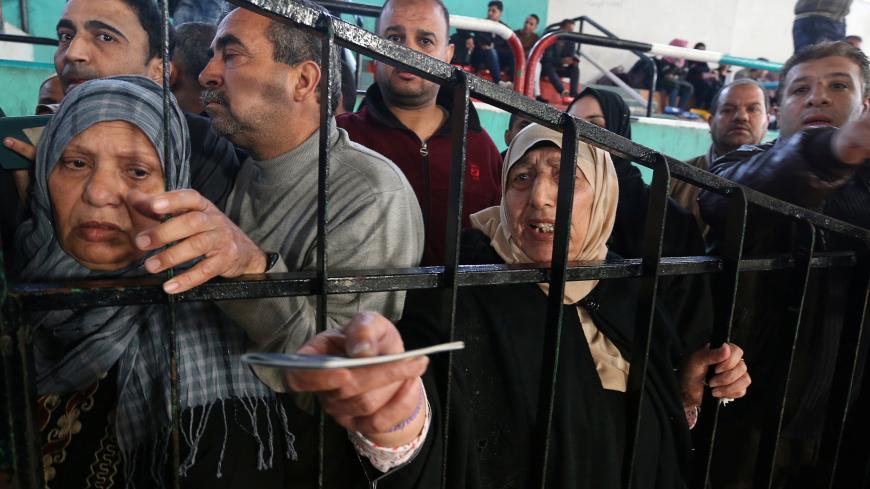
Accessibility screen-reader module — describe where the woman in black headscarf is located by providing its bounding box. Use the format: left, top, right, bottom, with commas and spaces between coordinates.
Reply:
567, 87, 712, 351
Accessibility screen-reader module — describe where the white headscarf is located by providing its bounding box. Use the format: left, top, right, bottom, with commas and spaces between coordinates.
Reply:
470, 123, 619, 304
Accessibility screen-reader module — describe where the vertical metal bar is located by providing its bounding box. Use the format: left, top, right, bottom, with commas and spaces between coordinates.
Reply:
158, 1, 181, 487
646, 59, 657, 117
437, 69, 470, 489
753, 221, 816, 489
528, 116, 579, 489
819, 246, 870, 487
622, 152, 669, 488
315, 12, 336, 489
18, 0, 29, 33
690, 187, 748, 488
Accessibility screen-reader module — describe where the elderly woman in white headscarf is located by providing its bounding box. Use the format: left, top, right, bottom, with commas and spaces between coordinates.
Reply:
319, 123, 751, 489
15, 76, 293, 488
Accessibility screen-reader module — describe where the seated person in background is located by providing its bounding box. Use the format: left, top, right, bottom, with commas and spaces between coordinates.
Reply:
699, 40, 870, 489
671, 79, 769, 233
541, 18, 579, 99
290, 123, 751, 488
453, 1, 511, 84
567, 88, 712, 350
16, 76, 290, 487
733, 58, 770, 82
685, 42, 722, 110
338, 0, 502, 266
3, 0, 240, 217
514, 13, 540, 53
36, 73, 64, 114
450, 34, 474, 66
658, 39, 694, 111
483, 1, 514, 83
170, 21, 217, 114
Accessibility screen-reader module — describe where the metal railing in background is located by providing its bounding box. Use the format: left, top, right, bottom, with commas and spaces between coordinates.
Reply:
542, 16, 657, 116
0, 33, 58, 46
1, 2, 869, 489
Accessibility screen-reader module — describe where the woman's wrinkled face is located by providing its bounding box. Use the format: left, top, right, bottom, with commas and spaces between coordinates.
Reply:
48, 120, 164, 270
504, 145, 593, 263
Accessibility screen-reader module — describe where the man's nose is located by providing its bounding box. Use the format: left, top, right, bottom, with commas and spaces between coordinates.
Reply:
82, 169, 124, 208
806, 83, 832, 107
198, 56, 222, 89
63, 35, 90, 64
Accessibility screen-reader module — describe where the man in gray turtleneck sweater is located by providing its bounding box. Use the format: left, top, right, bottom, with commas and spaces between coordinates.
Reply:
132, 4, 424, 403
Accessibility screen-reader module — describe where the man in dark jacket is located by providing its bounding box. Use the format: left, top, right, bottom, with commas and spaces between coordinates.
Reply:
337, 0, 503, 266
699, 41, 870, 488
541, 18, 579, 99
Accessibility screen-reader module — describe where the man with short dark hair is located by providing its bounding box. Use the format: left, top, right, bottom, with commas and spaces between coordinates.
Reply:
672, 79, 769, 230
541, 18, 579, 99
514, 13, 539, 53
502, 112, 531, 158
338, 0, 503, 266
2, 0, 239, 210
35, 74, 64, 114
171, 21, 217, 114
700, 41, 870, 487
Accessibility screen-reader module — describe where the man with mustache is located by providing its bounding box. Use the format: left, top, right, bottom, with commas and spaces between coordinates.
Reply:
132, 3, 428, 479
3, 0, 239, 211
671, 79, 769, 232
336, 0, 503, 266
699, 41, 870, 488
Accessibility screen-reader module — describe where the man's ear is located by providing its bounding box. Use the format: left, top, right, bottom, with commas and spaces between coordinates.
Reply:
292, 60, 322, 103
862, 95, 870, 115
444, 42, 455, 64
168, 61, 180, 89
145, 56, 171, 85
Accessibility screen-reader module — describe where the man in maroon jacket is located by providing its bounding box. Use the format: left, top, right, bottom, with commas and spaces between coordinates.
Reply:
337, 0, 503, 265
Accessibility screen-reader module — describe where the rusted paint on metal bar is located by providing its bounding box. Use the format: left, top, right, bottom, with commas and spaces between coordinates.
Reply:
623, 152, 670, 488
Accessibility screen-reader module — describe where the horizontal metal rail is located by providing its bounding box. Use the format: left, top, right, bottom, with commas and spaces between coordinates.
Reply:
0, 32, 58, 46
11, 252, 857, 311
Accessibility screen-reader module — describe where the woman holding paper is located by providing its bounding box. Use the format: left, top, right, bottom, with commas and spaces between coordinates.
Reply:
289, 123, 752, 488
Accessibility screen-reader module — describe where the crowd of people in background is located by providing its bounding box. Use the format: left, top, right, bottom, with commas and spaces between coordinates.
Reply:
1, 0, 869, 488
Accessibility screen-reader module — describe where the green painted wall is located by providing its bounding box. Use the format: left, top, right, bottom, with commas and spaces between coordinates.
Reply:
0, 60, 54, 116
1, 0, 64, 116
